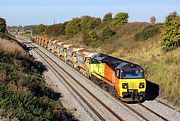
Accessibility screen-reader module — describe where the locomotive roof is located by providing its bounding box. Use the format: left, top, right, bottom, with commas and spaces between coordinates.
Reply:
92, 53, 142, 70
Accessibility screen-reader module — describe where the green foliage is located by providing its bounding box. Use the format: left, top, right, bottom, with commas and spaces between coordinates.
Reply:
135, 24, 162, 41
33, 24, 46, 34
101, 26, 116, 41
102, 13, 113, 23
65, 18, 82, 36
81, 16, 101, 30
0, 18, 6, 33
0, 43, 70, 120
44, 25, 54, 35
114, 12, 129, 26
51, 24, 65, 36
159, 12, 180, 50
82, 30, 98, 46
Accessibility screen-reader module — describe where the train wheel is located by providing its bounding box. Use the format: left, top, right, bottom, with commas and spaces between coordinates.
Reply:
101, 83, 108, 91
109, 87, 118, 97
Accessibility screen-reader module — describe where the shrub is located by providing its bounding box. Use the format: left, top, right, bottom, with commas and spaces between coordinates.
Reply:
114, 12, 129, 26
134, 24, 162, 41
82, 30, 98, 46
0, 18, 6, 33
65, 18, 82, 36
0, 39, 71, 120
51, 23, 65, 36
81, 16, 101, 30
32, 24, 46, 34
101, 26, 116, 41
159, 12, 180, 50
102, 12, 113, 23
44, 25, 54, 35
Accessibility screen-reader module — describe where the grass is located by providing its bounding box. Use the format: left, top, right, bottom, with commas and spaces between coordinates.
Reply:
0, 39, 76, 120
0, 39, 29, 59
22, 33, 32, 37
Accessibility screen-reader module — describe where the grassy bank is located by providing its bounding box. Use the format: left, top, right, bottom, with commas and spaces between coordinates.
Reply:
0, 39, 76, 120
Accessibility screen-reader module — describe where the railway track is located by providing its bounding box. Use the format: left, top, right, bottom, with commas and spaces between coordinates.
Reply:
138, 103, 168, 121
34, 44, 168, 121
30, 44, 124, 121
20, 37, 171, 121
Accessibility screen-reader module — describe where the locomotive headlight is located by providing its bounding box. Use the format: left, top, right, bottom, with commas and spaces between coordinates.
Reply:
139, 82, 144, 88
122, 83, 128, 89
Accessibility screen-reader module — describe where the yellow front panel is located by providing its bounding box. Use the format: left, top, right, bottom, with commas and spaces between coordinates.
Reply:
119, 79, 146, 97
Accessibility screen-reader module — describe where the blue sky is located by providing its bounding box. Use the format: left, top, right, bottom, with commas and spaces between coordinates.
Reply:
0, 0, 179, 26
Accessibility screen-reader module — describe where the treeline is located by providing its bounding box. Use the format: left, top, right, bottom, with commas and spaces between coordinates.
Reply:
32, 12, 128, 46
32, 11, 179, 50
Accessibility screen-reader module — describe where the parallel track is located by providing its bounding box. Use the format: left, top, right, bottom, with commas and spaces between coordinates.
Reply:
138, 103, 168, 121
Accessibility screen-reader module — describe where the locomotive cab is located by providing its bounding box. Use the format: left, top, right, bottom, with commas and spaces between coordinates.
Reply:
115, 64, 146, 102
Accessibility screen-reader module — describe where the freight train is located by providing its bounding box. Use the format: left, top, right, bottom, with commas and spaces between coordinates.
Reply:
32, 36, 146, 102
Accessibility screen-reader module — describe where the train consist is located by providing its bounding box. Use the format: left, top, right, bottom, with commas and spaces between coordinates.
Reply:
32, 36, 146, 102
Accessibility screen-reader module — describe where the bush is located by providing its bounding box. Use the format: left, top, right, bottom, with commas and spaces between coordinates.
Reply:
81, 16, 101, 30
0, 18, 6, 33
32, 24, 46, 34
82, 30, 98, 46
101, 26, 116, 41
65, 18, 82, 36
51, 24, 65, 36
159, 12, 180, 50
0, 40, 72, 120
102, 13, 113, 23
114, 12, 129, 26
134, 24, 162, 41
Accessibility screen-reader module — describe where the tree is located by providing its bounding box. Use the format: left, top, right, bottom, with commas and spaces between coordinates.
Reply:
33, 24, 46, 34
159, 12, 180, 50
65, 18, 82, 36
103, 13, 113, 23
44, 25, 53, 35
51, 23, 65, 36
114, 12, 129, 26
0, 18, 7, 33
82, 30, 98, 46
81, 16, 101, 30
150, 16, 156, 25
101, 26, 116, 41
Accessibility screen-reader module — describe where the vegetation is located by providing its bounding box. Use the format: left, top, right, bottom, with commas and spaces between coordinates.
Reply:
114, 12, 129, 26
32, 24, 46, 35
82, 30, 99, 46
101, 26, 116, 41
32, 11, 180, 108
0, 39, 75, 120
0, 18, 7, 33
134, 24, 162, 41
0, 18, 15, 40
102, 13, 113, 23
65, 18, 82, 36
159, 12, 180, 50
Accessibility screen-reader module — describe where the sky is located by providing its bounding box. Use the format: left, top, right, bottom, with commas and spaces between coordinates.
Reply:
0, 0, 179, 26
